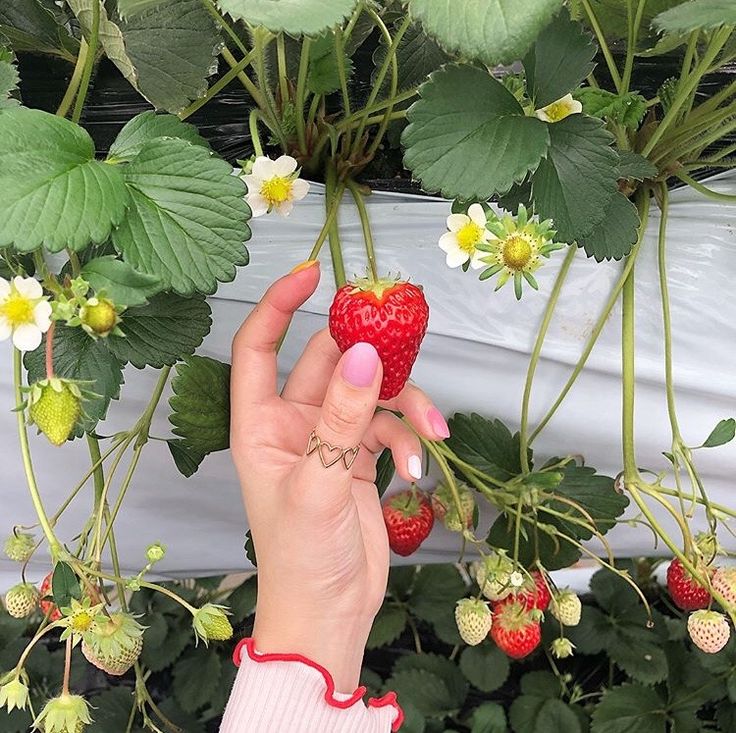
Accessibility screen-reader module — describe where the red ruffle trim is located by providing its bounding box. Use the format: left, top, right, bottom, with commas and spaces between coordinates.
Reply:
233, 638, 404, 732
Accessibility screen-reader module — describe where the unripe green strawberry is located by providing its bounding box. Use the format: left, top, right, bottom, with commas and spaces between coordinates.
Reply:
4, 533, 35, 563
688, 609, 731, 654
712, 567, 736, 610
28, 379, 81, 446
550, 589, 582, 627
192, 603, 233, 643
82, 635, 142, 676
80, 612, 144, 676
80, 297, 120, 338
551, 637, 575, 659
432, 481, 475, 532
33, 692, 92, 732
4, 583, 38, 618
455, 598, 492, 645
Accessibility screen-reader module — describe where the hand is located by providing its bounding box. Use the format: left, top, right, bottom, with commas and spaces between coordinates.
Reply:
230, 261, 449, 691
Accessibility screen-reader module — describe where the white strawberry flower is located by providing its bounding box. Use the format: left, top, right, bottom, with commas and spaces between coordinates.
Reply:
242, 155, 310, 218
534, 93, 583, 123
0, 276, 52, 351
439, 203, 491, 269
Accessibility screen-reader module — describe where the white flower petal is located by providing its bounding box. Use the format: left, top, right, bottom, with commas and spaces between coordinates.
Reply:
246, 193, 269, 218
438, 231, 459, 252
33, 301, 52, 331
275, 200, 294, 217
0, 317, 11, 341
251, 156, 276, 179
273, 155, 298, 177
13, 276, 42, 300
290, 178, 310, 201
469, 252, 486, 270
569, 99, 583, 114
445, 247, 470, 268
534, 108, 552, 122
468, 203, 487, 227
0, 278, 10, 300
12, 324, 42, 352
447, 213, 469, 232
242, 174, 264, 193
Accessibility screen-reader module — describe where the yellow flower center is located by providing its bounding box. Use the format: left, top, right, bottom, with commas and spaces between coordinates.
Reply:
502, 235, 533, 271
70, 612, 93, 632
0, 292, 34, 327
456, 222, 484, 253
260, 176, 293, 206
543, 101, 572, 122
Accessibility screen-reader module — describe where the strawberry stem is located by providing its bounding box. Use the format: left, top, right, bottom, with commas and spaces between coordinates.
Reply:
347, 180, 379, 282
62, 636, 72, 696
45, 322, 55, 380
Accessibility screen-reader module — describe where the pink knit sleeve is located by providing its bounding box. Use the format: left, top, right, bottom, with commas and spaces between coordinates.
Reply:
220, 638, 404, 732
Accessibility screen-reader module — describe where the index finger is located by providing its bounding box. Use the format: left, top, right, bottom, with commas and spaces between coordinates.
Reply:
231, 261, 321, 405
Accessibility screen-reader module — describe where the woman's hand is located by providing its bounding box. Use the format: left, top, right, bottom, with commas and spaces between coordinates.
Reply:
230, 261, 449, 692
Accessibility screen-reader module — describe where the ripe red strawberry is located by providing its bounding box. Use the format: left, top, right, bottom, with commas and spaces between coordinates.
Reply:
382, 489, 434, 556
667, 558, 712, 611
497, 570, 551, 612
329, 276, 430, 400
491, 599, 542, 659
39, 572, 61, 621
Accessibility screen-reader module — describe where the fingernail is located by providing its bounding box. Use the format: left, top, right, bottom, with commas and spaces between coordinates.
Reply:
290, 259, 320, 274
427, 407, 450, 439
408, 454, 423, 480
342, 342, 380, 388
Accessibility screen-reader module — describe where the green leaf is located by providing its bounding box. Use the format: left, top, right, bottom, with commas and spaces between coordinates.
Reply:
575, 88, 648, 130
653, 0, 736, 33
591, 684, 667, 733
117, 0, 168, 19
409, 0, 564, 66
244, 530, 257, 567
388, 566, 416, 599
367, 604, 408, 649
141, 624, 191, 672
376, 448, 396, 497
524, 8, 596, 108
88, 688, 140, 733
471, 703, 507, 733
81, 256, 160, 307
108, 111, 208, 162
307, 33, 353, 95
445, 413, 529, 481
113, 138, 250, 295
106, 293, 212, 369
532, 113, 619, 241
216, 0, 359, 35
702, 418, 736, 448
403, 65, 550, 200
0, 44, 20, 108
167, 439, 206, 478
0, 0, 78, 58
459, 643, 510, 693
117, 0, 221, 114
577, 192, 641, 261
510, 696, 582, 733
169, 355, 231, 455
617, 151, 658, 181
408, 564, 466, 625
25, 325, 125, 434
520, 671, 561, 698
393, 653, 468, 708
52, 561, 81, 608
608, 636, 668, 685
0, 107, 129, 253
227, 576, 257, 620
172, 647, 222, 713
387, 669, 460, 718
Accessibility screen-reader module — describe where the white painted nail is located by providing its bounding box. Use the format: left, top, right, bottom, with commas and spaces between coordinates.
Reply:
408, 455, 423, 480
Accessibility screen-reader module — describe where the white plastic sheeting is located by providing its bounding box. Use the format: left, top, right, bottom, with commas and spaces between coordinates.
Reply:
2, 173, 735, 593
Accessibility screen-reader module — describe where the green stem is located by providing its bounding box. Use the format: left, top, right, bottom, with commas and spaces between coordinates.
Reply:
580, 0, 622, 91
306, 93, 321, 132
675, 169, 736, 202
529, 194, 651, 445
656, 114, 736, 166
200, 0, 250, 57
621, 0, 648, 93
13, 350, 61, 557
100, 446, 143, 553
294, 38, 312, 154
519, 245, 576, 472
179, 49, 257, 121
334, 27, 353, 153
276, 34, 289, 107
347, 180, 378, 280
56, 38, 89, 118
249, 108, 265, 157
71, 0, 100, 124
307, 181, 347, 260
323, 165, 346, 287
253, 30, 286, 149
221, 46, 267, 110
337, 88, 419, 130
621, 245, 639, 483
87, 434, 105, 506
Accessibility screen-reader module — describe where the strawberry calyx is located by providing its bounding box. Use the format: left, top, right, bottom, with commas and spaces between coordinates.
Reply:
388, 487, 427, 518
347, 274, 407, 304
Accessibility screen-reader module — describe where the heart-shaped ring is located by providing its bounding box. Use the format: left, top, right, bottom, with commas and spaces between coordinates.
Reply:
306, 430, 361, 470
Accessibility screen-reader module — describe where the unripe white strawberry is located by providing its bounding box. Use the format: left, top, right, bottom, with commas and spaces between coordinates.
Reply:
81, 612, 145, 676
3, 533, 35, 563
474, 552, 515, 601
550, 589, 582, 627
688, 610, 731, 653
455, 598, 492, 645
4, 583, 38, 619
712, 567, 736, 610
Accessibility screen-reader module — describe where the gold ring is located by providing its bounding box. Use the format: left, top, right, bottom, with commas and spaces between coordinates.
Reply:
306, 430, 360, 470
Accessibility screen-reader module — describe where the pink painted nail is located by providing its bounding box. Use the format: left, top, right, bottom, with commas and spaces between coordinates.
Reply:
427, 407, 450, 439
342, 342, 380, 388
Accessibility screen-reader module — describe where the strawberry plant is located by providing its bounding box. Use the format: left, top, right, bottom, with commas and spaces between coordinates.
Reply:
0, 0, 735, 730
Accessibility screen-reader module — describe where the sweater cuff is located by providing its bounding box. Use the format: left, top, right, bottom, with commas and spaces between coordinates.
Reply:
220, 638, 403, 733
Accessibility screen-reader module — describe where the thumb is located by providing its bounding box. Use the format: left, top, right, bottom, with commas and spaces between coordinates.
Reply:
299, 342, 382, 488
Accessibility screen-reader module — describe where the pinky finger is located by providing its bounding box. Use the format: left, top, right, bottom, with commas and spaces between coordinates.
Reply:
363, 411, 424, 484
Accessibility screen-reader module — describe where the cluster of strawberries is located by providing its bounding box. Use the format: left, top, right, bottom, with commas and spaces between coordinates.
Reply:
667, 557, 736, 653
